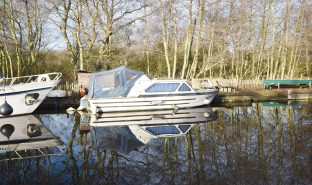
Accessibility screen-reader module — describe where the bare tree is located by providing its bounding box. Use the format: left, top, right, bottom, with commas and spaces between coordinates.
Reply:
188, 0, 205, 80
1, 0, 310, 80
24, 0, 43, 65
181, 0, 195, 79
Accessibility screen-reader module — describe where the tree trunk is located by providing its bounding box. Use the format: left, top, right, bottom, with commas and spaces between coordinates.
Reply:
280, 1, 290, 79
172, 8, 178, 79
189, 0, 204, 80
160, 0, 171, 78
8, 0, 22, 76
181, 0, 194, 79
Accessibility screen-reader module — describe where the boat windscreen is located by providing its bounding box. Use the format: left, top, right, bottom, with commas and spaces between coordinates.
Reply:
178, 125, 191, 133
178, 83, 191, 91
145, 83, 180, 93
146, 126, 180, 135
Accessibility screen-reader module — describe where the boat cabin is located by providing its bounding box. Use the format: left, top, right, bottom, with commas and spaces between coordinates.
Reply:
87, 66, 196, 98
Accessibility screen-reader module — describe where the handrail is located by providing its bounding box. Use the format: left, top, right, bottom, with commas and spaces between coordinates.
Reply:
0, 72, 62, 87
0, 145, 65, 161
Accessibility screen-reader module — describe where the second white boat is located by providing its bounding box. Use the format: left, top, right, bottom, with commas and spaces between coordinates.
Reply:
0, 72, 61, 117
80, 66, 217, 114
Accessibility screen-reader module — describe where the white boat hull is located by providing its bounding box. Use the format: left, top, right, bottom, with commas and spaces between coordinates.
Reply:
0, 115, 64, 161
0, 77, 60, 117
88, 91, 217, 114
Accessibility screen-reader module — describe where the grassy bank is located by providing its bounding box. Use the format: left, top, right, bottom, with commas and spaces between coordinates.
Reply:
214, 88, 312, 103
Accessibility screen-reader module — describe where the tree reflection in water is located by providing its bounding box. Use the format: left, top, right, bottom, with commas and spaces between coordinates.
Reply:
0, 102, 311, 185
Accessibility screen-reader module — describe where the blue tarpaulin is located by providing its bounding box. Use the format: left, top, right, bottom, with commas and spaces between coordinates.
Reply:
88, 66, 145, 98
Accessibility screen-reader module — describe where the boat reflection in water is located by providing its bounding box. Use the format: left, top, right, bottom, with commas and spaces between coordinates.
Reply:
1, 102, 310, 184
89, 107, 217, 127
88, 107, 217, 153
0, 115, 65, 161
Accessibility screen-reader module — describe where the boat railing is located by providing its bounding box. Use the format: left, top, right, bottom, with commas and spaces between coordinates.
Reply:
0, 72, 62, 87
0, 145, 65, 161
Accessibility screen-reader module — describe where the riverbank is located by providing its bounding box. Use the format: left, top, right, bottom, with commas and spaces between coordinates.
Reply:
214, 88, 312, 103
38, 88, 312, 111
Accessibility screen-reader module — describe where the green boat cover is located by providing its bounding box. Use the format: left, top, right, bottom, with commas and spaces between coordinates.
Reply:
263, 79, 312, 86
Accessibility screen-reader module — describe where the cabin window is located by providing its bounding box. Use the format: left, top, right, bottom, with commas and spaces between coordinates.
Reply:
145, 83, 180, 92
126, 71, 136, 80
178, 125, 191, 133
178, 83, 191, 91
146, 126, 180, 135
25, 93, 39, 105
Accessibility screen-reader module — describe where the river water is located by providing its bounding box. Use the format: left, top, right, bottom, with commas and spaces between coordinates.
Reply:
0, 101, 311, 185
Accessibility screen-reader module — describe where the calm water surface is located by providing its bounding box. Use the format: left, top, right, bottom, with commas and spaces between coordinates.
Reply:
0, 102, 311, 185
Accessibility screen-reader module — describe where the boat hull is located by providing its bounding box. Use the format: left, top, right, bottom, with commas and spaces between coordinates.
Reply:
88, 90, 217, 114
0, 115, 64, 161
0, 80, 60, 117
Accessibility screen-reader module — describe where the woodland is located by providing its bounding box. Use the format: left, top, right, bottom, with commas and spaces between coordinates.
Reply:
0, 0, 311, 82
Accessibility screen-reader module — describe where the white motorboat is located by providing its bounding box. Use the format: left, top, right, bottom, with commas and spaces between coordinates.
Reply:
0, 115, 64, 161
0, 72, 61, 116
87, 106, 217, 153
90, 108, 217, 153
80, 66, 217, 114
